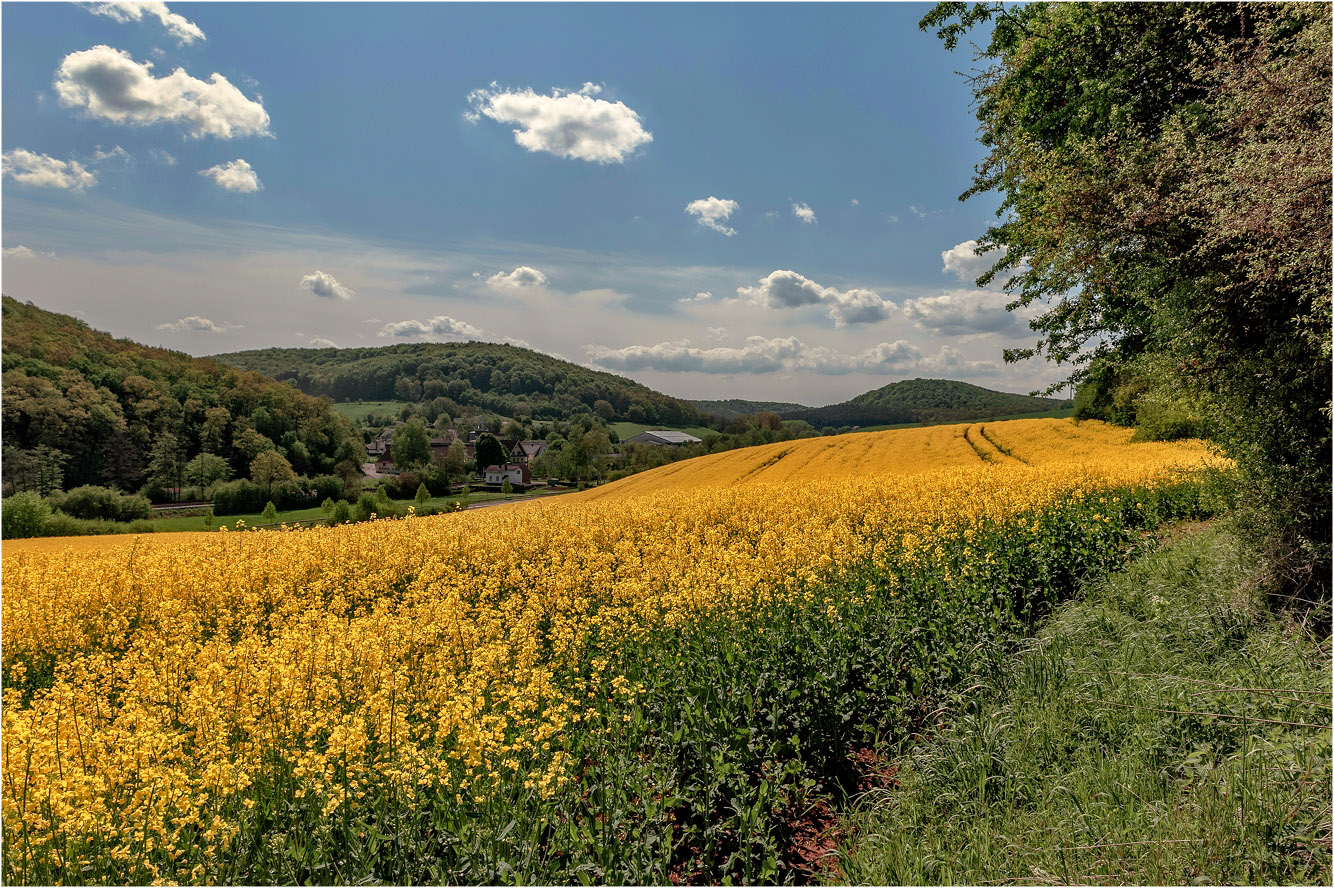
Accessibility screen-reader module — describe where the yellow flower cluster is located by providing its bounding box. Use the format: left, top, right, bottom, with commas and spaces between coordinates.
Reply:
1, 419, 1218, 878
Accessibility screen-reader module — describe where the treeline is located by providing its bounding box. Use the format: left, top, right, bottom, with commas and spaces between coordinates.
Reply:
923, 1, 1331, 603
688, 398, 809, 420
783, 378, 1069, 428
214, 342, 709, 427
1, 296, 364, 499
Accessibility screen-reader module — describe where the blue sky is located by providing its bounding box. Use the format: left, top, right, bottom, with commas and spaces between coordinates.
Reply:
2, 2, 1067, 405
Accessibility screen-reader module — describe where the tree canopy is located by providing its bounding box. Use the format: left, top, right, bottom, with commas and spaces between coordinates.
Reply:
923, 1, 1331, 599
213, 341, 708, 427
1, 296, 363, 495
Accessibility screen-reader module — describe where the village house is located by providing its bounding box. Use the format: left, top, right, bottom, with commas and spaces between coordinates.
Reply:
622, 430, 703, 446
513, 440, 547, 465
366, 428, 394, 458
374, 445, 398, 475
483, 464, 530, 488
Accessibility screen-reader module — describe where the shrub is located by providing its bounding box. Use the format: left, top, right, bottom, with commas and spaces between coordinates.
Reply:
56, 485, 152, 522
260, 502, 278, 523
355, 493, 379, 522
414, 483, 430, 506
213, 480, 267, 516
2, 492, 50, 539
330, 501, 351, 524
321, 497, 336, 514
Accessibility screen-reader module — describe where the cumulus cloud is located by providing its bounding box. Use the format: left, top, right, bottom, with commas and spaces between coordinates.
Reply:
586, 336, 993, 376
92, 145, 131, 165
685, 196, 738, 236
300, 270, 354, 300
84, 2, 205, 45
308, 337, 337, 348
792, 201, 817, 224
902, 288, 1027, 336
735, 269, 894, 327
941, 239, 1006, 285
586, 335, 934, 376
377, 316, 485, 340
2, 245, 51, 260
587, 336, 806, 374
678, 290, 713, 303
54, 45, 270, 139
466, 81, 652, 163
486, 265, 547, 290
199, 158, 261, 192
850, 198, 860, 206
706, 326, 729, 341
1, 149, 97, 190
149, 147, 176, 165
155, 315, 241, 333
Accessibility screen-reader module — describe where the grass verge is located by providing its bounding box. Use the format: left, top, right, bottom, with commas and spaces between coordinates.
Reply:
835, 524, 1332, 885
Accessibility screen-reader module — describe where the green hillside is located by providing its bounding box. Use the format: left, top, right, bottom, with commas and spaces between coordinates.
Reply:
688, 398, 809, 419
214, 342, 708, 427
784, 378, 1070, 428
1, 296, 362, 494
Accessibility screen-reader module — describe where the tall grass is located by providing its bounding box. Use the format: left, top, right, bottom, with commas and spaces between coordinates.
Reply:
837, 525, 1332, 885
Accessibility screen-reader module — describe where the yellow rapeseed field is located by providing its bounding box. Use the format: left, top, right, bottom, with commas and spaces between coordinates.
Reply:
1, 419, 1219, 882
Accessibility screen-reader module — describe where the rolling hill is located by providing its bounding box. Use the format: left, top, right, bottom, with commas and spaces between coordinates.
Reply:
213, 342, 709, 427
688, 398, 810, 420
782, 378, 1071, 428
1, 296, 363, 494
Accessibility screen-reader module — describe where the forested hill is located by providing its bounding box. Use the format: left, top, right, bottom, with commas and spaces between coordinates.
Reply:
783, 378, 1070, 428
214, 342, 708, 426
1, 296, 362, 493
689, 398, 810, 420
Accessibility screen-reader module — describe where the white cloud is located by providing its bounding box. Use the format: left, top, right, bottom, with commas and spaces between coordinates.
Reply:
2, 244, 58, 260
378, 316, 485, 340
586, 336, 994, 377
200, 158, 261, 192
903, 288, 1028, 336
92, 145, 131, 165
2, 149, 97, 190
466, 82, 652, 163
735, 269, 894, 327
587, 335, 935, 376
155, 315, 240, 333
486, 265, 547, 290
308, 337, 337, 348
55, 45, 270, 139
149, 147, 176, 165
300, 270, 354, 300
850, 198, 860, 207
84, 2, 205, 46
792, 201, 817, 224
706, 326, 728, 341
685, 196, 738, 236
678, 290, 713, 303
941, 239, 1005, 284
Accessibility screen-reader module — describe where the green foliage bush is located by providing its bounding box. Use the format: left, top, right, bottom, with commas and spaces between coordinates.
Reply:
2, 492, 50, 539
50, 485, 152, 522
330, 500, 351, 524
260, 502, 278, 523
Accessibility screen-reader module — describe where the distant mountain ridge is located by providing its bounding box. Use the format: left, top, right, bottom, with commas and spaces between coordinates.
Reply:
782, 378, 1070, 428
688, 398, 810, 420
213, 342, 708, 427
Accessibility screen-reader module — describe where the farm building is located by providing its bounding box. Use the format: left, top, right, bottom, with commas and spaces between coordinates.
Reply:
623, 430, 703, 446
484, 464, 531, 487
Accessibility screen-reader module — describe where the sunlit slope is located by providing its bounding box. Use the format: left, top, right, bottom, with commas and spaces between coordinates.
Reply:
575, 418, 1215, 501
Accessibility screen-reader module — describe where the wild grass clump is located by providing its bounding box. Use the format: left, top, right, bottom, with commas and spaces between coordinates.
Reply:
837, 525, 1332, 885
